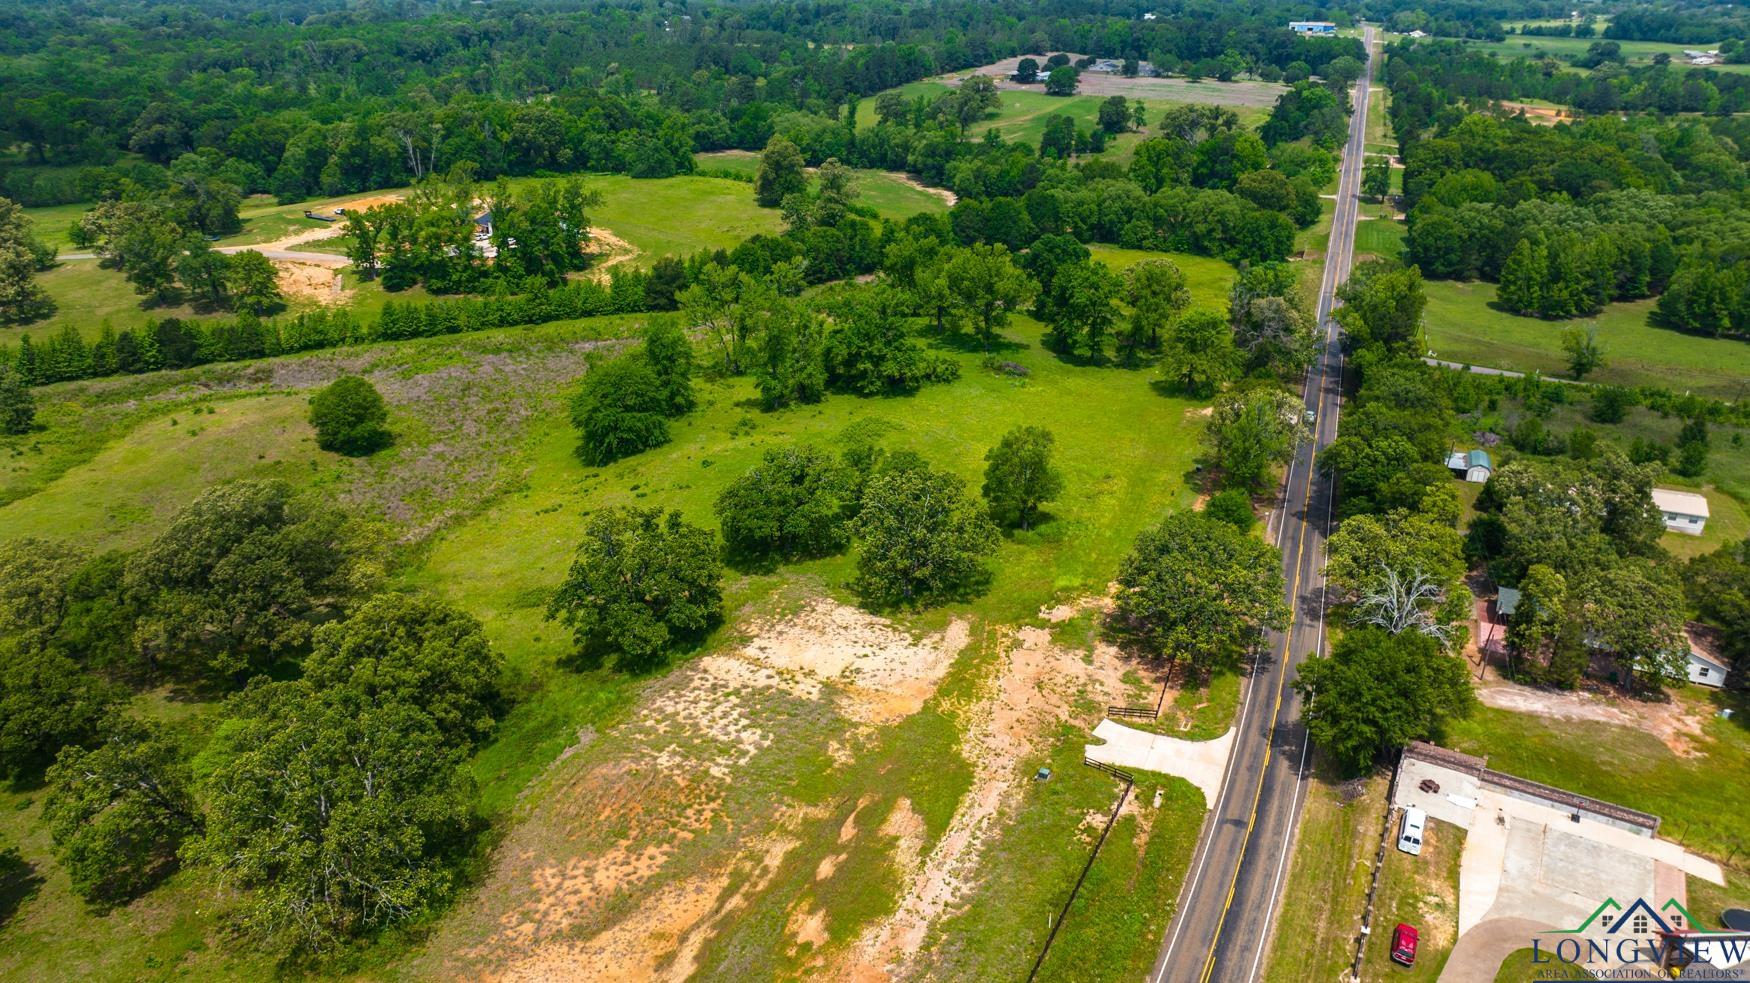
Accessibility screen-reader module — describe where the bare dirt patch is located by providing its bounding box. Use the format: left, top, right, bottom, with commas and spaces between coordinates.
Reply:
739, 599, 972, 724
883, 172, 958, 207
1477, 681, 1707, 757
1497, 100, 1575, 125
839, 619, 1132, 979
1040, 585, 1116, 624
275, 260, 348, 305
582, 226, 641, 281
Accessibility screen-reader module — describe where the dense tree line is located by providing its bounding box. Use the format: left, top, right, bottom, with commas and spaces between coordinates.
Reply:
0, 0, 1362, 207
1384, 44, 1750, 333
0, 478, 510, 949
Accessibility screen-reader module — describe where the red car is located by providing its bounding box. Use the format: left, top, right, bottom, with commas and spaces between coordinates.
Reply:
1391, 923, 1420, 967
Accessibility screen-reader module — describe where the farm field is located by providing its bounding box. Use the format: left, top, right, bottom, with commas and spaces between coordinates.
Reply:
1420, 280, 1750, 400
854, 80, 1270, 147
0, 294, 1236, 980
694, 151, 954, 217
1437, 33, 1750, 74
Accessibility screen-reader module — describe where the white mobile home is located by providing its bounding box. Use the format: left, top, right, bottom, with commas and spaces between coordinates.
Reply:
1651, 487, 1709, 536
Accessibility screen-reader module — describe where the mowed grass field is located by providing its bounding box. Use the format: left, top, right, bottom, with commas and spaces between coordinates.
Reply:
1420, 280, 1750, 400
854, 81, 1267, 147
694, 150, 952, 219
1434, 34, 1750, 75
1265, 765, 1390, 980
10, 172, 786, 343
0, 253, 1238, 979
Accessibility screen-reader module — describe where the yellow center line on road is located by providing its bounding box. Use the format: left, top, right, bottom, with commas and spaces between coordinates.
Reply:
1195, 436, 1319, 983
1192, 27, 1370, 980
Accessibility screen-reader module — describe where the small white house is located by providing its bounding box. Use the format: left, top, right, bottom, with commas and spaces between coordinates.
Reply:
1445, 449, 1493, 483
1685, 626, 1730, 688
1651, 487, 1709, 536
1289, 21, 1337, 36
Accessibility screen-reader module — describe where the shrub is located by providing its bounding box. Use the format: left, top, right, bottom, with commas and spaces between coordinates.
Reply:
569, 356, 672, 465
308, 375, 390, 455
715, 446, 854, 563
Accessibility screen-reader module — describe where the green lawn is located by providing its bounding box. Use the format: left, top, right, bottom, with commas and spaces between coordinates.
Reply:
854, 82, 1268, 148
1352, 212, 1405, 262
1421, 280, 1750, 400
1031, 773, 1204, 982
1361, 818, 1465, 981
581, 172, 783, 263
1086, 245, 1236, 309
695, 151, 951, 220
1265, 764, 1391, 980
1437, 34, 1750, 75
0, 392, 340, 550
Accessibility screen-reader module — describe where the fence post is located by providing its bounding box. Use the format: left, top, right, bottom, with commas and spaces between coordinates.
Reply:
1029, 764, 1134, 982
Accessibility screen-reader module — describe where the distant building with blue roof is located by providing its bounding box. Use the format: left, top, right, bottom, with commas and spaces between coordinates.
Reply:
1445, 449, 1492, 483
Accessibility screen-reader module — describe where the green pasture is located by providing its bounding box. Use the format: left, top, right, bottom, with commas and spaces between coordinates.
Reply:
1420, 280, 1750, 400
1444, 34, 1750, 74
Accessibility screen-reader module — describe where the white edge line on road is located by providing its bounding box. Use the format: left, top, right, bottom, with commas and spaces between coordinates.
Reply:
1241, 26, 1370, 982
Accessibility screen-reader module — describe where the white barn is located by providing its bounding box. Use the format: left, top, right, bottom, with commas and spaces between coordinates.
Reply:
1445, 449, 1493, 483
1652, 487, 1709, 536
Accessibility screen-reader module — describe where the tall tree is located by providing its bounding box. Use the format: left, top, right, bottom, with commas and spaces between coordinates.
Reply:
0, 364, 34, 435
1203, 386, 1308, 490
308, 375, 391, 455
981, 426, 1063, 530
754, 135, 808, 208
1107, 511, 1288, 673
123, 480, 366, 685
1336, 260, 1426, 354
1160, 309, 1238, 397
300, 594, 503, 751
0, 196, 54, 324
194, 683, 475, 952
547, 507, 722, 667
1120, 258, 1191, 360
853, 460, 999, 608
715, 445, 854, 563
1296, 627, 1475, 775
43, 721, 201, 905
945, 244, 1035, 349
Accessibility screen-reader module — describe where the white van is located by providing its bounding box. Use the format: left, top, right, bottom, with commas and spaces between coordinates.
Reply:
1397, 807, 1427, 856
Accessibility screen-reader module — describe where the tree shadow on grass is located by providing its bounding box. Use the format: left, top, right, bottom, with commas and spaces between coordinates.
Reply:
0, 848, 43, 930
924, 330, 1028, 356
554, 612, 725, 677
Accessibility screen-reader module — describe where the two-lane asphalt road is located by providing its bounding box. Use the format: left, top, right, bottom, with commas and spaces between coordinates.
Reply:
1150, 25, 1376, 983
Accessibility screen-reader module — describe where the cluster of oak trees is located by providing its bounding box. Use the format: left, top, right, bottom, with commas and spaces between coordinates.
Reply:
0, 479, 502, 950
1389, 41, 1750, 338
1290, 261, 1481, 773
552, 320, 1067, 667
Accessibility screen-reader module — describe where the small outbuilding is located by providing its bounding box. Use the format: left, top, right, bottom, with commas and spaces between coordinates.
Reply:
1495, 586, 1521, 620
1651, 487, 1709, 536
1685, 625, 1731, 689
1445, 449, 1493, 483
